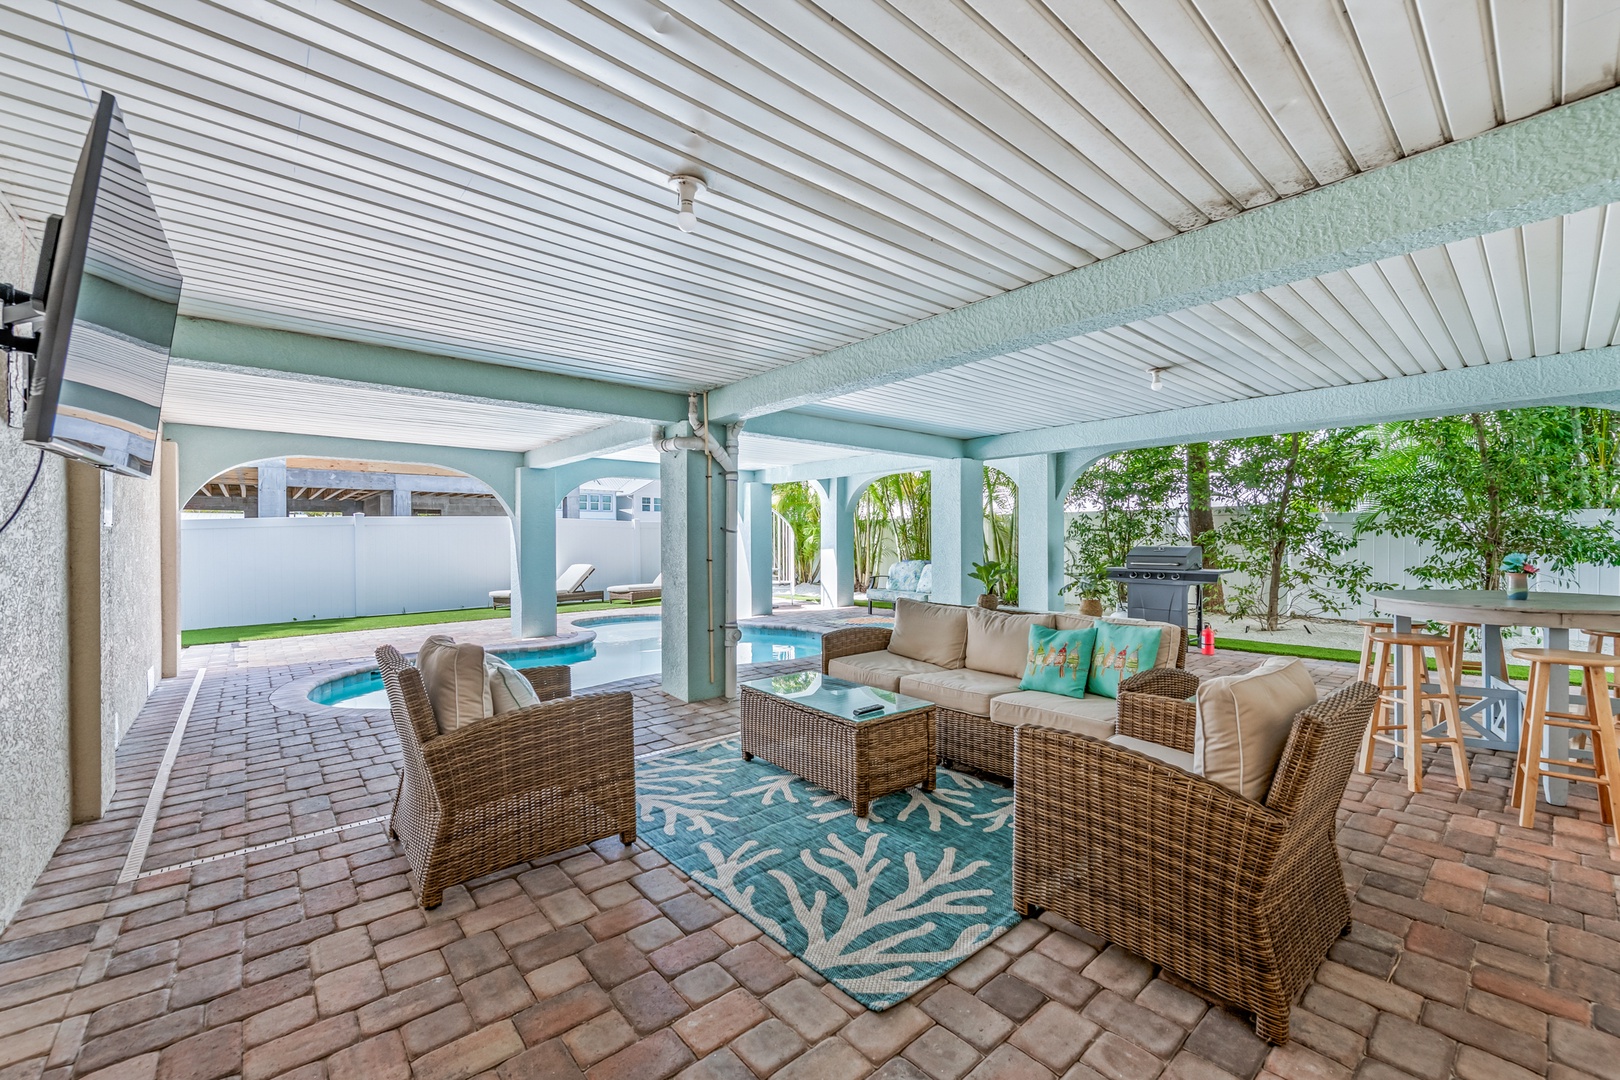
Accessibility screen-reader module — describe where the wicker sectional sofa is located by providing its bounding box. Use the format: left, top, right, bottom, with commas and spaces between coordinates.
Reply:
820, 600, 1188, 779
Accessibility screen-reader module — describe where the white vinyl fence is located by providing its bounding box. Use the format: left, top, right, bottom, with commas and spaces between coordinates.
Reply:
181, 516, 661, 630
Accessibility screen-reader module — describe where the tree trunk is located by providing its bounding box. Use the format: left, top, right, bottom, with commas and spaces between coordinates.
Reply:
1186, 442, 1223, 610
1470, 414, 1504, 589
1264, 434, 1303, 631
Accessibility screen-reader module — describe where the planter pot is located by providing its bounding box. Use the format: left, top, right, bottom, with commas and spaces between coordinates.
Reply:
1079, 598, 1104, 617
1505, 572, 1530, 601
977, 593, 1000, 609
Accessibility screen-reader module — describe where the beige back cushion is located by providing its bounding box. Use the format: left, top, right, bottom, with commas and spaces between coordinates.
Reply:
418, 635, 492, 734
889, 599, 970, 669
966, 608, 1057, 678
1193, 657, 1318, 800
1053, 612, 1096, 632
486, 654, 541, 715
1100, 616, 1180, 669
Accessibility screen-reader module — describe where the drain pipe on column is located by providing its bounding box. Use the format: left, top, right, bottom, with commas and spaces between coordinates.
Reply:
652, 393, 740, 697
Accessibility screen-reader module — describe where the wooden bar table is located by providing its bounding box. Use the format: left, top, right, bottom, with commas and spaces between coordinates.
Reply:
1371, 589, 1620, 805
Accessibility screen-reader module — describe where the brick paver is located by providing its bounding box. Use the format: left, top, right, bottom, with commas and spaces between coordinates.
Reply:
0, 609, 1616, 1078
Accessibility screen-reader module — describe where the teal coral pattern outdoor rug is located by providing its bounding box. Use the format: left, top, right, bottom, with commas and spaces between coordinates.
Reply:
635, 737, 1019, 1009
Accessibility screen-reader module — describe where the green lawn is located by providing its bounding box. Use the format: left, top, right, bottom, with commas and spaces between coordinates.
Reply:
1218, 635, 1575, 683
182, 597, 662, 646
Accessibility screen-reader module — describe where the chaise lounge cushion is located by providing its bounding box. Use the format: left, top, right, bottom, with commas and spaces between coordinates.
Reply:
888, 599, 970, 669
966, 607, 1057, 678
1107, 734, 1196, 772
827, 650, 946, 692
900, 668, 1023, 717
418, 635, 492, 734
990, 690, 1117, 740
1194, 656, 1319, 800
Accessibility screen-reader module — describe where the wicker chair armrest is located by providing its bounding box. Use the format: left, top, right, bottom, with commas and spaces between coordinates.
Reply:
521, 665, 572, 702
1015, 725, 1285, 897
1115, 668, 1199, 753
819, 626, 894, 673
1263, 681, 1378, 815
423, 690, 635, 806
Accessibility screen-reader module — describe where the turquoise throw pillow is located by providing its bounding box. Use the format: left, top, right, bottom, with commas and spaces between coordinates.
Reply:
1088, 622, 1163, 699
1020, 625, 1096, 699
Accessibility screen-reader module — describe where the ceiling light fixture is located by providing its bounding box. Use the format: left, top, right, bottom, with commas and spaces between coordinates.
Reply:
668, 174, 705, 233
1149, 367, 1165, 391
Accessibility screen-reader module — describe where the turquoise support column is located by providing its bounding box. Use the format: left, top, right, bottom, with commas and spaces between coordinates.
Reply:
661, 444, 728, 702
511, 467, 557, 639
931, 460, 983, 605
817, 477, 855, 608
739, 480, 775, 617
1014, 455, 1067, 612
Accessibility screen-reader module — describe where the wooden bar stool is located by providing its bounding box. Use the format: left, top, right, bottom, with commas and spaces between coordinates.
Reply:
1360, 631, 1472, 792
1357, 618, 1394, 682
1510, 648, 1620, 843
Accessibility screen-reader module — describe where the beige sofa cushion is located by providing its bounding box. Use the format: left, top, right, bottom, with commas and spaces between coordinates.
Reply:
899, 669, 1023, 717
1053, 612, 1096, 631
1100, 616, 1181, 669
889, 599, 969, 669
990, 690, 1117, 740
966, 608, 1057, 678
418, 635, 492, 734
828, 650, 946, 693
1108, 734, 1196, 773
1194, 657, 1318, 800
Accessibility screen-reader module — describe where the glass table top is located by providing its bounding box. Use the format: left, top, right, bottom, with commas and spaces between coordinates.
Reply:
741, 673, 934, 722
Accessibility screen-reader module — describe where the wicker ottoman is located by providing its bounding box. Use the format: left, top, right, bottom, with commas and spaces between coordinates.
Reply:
739, 674, 936, 816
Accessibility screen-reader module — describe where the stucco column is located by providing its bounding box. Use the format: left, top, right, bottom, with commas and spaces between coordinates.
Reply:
931, 459, 982, 606
817, 477, 855, 608
1014, 454, 1067, 612
661, 443, 728, 702
256, 459, 287, 517
738, 480, 774, 617
511, 467, 558, 639
392, 474, 414, 516
160, 438, 181, 677
66, 462, 108, 822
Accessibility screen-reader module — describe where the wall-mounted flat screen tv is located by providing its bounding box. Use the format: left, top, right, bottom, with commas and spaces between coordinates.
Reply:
22, 92, 181, 479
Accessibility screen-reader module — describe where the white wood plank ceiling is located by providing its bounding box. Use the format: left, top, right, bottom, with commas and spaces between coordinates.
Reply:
804, 202, 1620, 438
1, 0, 1618, 454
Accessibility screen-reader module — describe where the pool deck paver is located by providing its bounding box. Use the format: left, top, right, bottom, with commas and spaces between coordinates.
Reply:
1, 607, 1617, 1079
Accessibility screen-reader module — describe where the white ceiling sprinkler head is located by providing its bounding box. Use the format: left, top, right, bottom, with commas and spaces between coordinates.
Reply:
668, 174, 705, 233
1149, 367, 1165, 391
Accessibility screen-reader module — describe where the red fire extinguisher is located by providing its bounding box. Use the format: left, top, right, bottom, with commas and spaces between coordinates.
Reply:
1201, 625, 1216, 655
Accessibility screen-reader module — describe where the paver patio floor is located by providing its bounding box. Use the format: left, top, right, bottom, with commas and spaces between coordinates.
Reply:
2, 610, 1618, 1080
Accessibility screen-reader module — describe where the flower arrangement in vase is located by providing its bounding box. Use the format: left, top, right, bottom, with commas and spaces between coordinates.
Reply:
1500, 553, 1538, 600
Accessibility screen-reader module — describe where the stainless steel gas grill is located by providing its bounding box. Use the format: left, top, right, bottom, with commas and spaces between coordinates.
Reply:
1104, 545, 1231, 634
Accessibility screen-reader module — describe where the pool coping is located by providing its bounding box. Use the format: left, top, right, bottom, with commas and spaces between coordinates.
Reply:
272, 630, 600, 717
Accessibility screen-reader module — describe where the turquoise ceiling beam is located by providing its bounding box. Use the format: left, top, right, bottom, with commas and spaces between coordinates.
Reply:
966, 349, 1620, 462
166, 422, 523, 512
525, 422, 659, 468
171, 318, 690, 423
746, 412, 966, 458
706, 89, 1620, 423
552, 457, 660, 494
753, 451, 936, 486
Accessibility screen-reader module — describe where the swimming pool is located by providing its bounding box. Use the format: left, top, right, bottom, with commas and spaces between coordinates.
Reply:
309, 616, 822, 708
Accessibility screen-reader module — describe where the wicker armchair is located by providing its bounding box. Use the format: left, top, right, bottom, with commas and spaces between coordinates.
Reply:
1012, 680, 1378, 1044
376, 646, 637, 908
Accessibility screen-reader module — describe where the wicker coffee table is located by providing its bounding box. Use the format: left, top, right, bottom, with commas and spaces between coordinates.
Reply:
739, 674, 936, 816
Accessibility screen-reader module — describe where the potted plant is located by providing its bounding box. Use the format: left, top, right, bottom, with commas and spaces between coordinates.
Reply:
970, 560, 1007, 609
1500, 553, 1538, 601
1059, 569, 1109, 617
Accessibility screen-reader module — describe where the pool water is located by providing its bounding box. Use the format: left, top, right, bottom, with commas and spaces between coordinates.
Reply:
310, 617, 821, 708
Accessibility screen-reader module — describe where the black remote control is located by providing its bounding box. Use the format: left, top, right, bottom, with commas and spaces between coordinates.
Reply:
852, 703, 885, 717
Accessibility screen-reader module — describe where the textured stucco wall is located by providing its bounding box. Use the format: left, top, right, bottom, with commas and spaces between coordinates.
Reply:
0, 193, 71, 928
101, 459, 163, 772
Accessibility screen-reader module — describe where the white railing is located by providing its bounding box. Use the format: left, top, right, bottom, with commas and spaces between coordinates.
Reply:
772, 510, 797, 593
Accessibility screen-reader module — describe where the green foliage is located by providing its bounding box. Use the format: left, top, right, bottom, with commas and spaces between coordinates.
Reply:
969, 559, 1016, 599
1061, 447, 1182, 602
1210, 429, 1379, 631
852, 484, 891, 591
875, 471, 931, 562
1358, 410, 1620, 589
771, 481, 822, 583
983, 467, 1018, 603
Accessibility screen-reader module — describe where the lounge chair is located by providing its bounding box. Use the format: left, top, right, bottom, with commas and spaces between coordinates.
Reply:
488, 563, 600, 608
606, 573, 662, 603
